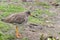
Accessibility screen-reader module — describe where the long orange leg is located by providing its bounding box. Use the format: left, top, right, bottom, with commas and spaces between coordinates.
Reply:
16, 26, 22, 38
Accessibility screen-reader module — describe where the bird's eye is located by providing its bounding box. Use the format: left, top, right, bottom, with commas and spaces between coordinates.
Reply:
26, 11, 31, 15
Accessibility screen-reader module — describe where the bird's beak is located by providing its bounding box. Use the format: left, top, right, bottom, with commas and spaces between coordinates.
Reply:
30, 14, 33, 16
30, 14, 35, 17
30, 14, 36, 17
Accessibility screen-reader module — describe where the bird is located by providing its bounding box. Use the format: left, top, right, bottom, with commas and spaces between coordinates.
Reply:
1, 11, 32, 38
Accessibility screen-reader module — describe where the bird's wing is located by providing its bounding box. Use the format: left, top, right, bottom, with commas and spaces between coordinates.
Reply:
1, 14, 15, 23
13, 15, 25, 24
1, 13, 26, 24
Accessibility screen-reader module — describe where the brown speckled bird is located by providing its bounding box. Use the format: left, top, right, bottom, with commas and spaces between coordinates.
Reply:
1, 11, 32, 38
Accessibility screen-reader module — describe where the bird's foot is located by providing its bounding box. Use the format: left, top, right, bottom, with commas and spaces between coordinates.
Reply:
16, 33, 22, 38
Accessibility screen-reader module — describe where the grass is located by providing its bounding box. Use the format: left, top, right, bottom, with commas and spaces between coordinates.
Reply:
0, 4, 25, 12
0, 4, 26, 19
0, 32, 15, 40
0, 21, 11, 32
22, 37, 29, 40
28, 9, 56, 25
35, 2, 51, 9
56, 0, 60, 3
21, 2, 51, 9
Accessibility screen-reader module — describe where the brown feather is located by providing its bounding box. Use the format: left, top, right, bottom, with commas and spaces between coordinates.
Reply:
1, 11, 30, 24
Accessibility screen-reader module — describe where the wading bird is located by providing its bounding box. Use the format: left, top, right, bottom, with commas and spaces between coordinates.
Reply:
1, 11, 32, 38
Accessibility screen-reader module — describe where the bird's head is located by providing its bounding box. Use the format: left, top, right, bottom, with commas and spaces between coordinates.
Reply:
26, 11, 32, 16
25, 11, 36, 17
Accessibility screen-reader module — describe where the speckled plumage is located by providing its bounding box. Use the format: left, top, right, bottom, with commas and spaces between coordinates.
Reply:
1, 11, 30, 24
